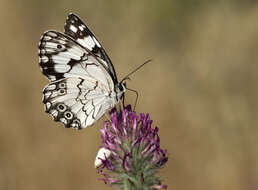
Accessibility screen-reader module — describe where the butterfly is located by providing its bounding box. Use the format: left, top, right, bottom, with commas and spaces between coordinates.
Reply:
38, 13, 126, 130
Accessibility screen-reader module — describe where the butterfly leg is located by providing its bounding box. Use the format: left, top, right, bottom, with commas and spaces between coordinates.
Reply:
122, 93, 126, 109
126, 88, 138, 111
104, 113, 111, 124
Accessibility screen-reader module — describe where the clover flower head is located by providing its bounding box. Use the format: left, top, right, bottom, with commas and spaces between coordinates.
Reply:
95, 105, 168, 190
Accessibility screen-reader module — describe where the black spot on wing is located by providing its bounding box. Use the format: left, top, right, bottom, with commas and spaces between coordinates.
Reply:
45, 102, 83, 130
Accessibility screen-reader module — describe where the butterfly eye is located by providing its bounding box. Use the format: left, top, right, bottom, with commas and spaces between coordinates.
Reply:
123, 82, 126, 88
64, 111, 73, 120
118, 83, 125, 91
57, 104, 66, 112
59, 89, 66, 95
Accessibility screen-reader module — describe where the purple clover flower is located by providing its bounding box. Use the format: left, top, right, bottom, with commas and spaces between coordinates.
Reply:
95, 105, 168, 190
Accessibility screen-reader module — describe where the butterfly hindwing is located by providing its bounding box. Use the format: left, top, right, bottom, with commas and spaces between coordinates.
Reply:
43, 77, 115, 129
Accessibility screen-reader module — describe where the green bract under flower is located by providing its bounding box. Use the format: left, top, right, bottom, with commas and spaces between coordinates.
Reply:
96, 105, 168, 190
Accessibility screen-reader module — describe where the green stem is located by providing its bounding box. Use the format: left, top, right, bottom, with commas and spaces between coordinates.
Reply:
123, 178, 131, 190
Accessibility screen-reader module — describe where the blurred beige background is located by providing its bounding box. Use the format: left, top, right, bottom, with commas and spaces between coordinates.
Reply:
0, 0, 258, 190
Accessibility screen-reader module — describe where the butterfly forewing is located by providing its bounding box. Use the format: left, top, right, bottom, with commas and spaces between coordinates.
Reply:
39, 31, 113, 89
39, 31, 85, 81
64, 13, 118, 84
38, 13, 125, 129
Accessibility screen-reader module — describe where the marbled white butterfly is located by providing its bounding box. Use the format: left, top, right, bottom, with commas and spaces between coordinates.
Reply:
38, 13, 126, 129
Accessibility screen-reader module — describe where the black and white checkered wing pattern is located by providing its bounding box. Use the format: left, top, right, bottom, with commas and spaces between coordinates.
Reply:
64, 13, 118, 84
39, 31, 113, 89
38, 14, 124, 129
43, 77, 116, 129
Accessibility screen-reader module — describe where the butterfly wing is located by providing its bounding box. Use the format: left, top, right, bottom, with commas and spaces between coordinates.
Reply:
39, 31, 114, 90
38, 31, 121, 129
38, 14, 125, 129
64, 13, 118, 85
39, 31, 119, 128
43, 77, 117, 129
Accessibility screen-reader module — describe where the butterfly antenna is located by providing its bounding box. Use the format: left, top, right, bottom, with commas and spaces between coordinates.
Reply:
121, 59, 152, 82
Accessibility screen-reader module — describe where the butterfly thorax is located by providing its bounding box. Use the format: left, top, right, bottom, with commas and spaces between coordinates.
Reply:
114, 82, 126, 102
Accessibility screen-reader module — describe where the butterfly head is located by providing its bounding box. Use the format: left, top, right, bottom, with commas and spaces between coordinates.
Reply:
118, 82, 126, 93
